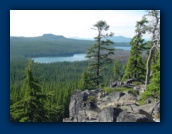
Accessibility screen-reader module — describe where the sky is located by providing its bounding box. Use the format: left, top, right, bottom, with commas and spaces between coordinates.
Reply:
10, 10, 150, 39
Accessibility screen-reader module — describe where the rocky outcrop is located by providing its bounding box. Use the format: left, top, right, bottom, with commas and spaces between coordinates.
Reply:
99, 107, 122, 122
133, 84, 145, 94
63, 89, 160, 122
116, 111, 154, 122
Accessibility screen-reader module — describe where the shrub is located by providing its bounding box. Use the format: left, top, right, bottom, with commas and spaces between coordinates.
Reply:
127, 89, 139, 96
103, 87, 114, 94
132, 81, 142, 85
88, 96, 97, 103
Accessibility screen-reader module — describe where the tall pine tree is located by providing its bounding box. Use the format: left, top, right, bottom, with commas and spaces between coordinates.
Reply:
86, 20, 115, 88
122, 19, 148, 81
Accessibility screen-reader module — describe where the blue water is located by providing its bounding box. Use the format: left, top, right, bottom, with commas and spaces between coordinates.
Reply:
32, 54, 88, 63
114, 46, 131, 50
32, 46, 130, 63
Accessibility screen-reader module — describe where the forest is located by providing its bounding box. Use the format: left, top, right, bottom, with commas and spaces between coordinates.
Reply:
10, 34, 130, 59
10, 10, 160, 122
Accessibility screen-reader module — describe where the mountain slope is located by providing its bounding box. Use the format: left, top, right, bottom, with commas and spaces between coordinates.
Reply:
10, 34, 130, 59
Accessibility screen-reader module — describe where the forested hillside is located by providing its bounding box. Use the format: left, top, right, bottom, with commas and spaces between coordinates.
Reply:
10, 34, 130, 59
10, 10, 160, 122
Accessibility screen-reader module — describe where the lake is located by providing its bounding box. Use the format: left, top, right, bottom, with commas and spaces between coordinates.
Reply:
32, 54, 87, 63
114, 46, 131, 51
32, 46, 131, 63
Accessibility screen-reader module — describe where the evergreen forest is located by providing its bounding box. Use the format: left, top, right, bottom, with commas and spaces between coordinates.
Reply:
10, 10, 160, 122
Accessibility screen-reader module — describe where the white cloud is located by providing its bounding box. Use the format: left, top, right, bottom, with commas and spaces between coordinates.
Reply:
10, 10, 149, 38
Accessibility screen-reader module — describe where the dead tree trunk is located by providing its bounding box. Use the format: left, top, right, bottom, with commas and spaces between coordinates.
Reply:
145, 44, 156, 89
144, 10, 160, 90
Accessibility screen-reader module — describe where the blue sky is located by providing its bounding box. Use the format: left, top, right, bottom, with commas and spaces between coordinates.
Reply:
10, 10, 150, 39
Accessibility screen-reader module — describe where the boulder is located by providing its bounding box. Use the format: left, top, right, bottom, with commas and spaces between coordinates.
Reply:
63, 118, 72, 122
133, 101, 160, 114
133, 84, 145, 94
118, 93, 137, 105
110, 81, 123, 88
116, 111, 155, 122
99, 107, 122, 122
121, 101, 160, 120
151, 101, 160, 119
124, 78, 137, 85
108, 92, 125, 102
97, 92, 126, 109
86, 101, 98, 110
69, 90, 89, 120
138, 109, 153, 119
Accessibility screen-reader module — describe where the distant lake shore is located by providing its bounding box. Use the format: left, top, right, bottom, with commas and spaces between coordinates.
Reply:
32, 46, 131, 63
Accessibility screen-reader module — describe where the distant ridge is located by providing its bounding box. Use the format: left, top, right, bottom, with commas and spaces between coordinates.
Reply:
10, 34, 131, 42
70, 36, 131, 42
108, 36, 131, 42
10, 34, 130, 58
42, 34, 65, 39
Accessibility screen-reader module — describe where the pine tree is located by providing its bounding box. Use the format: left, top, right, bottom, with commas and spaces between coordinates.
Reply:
86, 20, 115, 88
78, 70, 96, 90
10, 60, 47, 122
113, 60, 125, 81
122, 19, 148, 81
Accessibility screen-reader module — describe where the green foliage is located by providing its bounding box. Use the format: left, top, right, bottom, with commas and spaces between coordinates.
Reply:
10, 60, 65, 122
10, 58, 115, 121
122, 19, 148, 81
88, 96, 97, 103
10, 35, 94, 58
132, 81, 142, 85
127, 89, 139, 96
113, 87, 138, 96
78, 70, 96, 90
113, 60, 125, 81
141, 52, 160, 102
11, 60, 47, 122
103, 87, 115, 94
45, 105, 64, 122
114, 87, 133, 92
86, 20, 115, 88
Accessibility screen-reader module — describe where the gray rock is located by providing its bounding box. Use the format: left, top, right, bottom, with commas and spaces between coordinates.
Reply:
124, 78, 136, 85
63, 118, 72, 122
151, 101, 160, 119
108, 92, 126, 102
133, 84, 145, 94
117, 111, 155, 122
99, 107, 122, 122
110, 81, 123, 88
133, 101, 160, 114
65, 89, 160, 122
69, 90, 88, 119
138, 109, 153, 119
118, 93, 137, 105
86, 101, 98, 110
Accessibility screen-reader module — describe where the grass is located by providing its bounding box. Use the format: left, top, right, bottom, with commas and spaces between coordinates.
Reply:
103, 87, 115, 94
132, 81, 142, 85
103, 87, 138, 96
